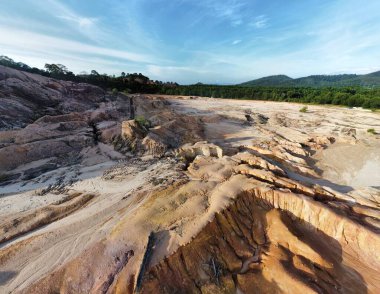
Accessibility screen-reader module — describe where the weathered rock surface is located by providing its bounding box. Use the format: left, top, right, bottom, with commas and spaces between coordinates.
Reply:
0, 66, 135, 179
117, 96, 205, 157
0, 65, 105, 130
176, 141, 223, 160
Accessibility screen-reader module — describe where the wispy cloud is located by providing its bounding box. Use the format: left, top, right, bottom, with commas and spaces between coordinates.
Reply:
232, 40, 242, 45
231, 19, 243, 27
58, 15, 98, 28
146, 64, 232, 84
250, 15, 269, 29
45, 0, 99, 29
0, 27, 155, 64
187, 0, 247, 27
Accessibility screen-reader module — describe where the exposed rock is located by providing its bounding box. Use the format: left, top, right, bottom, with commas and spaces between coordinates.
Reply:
0, 65, 134, 173
0, 65, 106, 130
341, 127, 357, 138
142, 133, 168, 157
121, 120, 147, 141
176, 141, 223, 160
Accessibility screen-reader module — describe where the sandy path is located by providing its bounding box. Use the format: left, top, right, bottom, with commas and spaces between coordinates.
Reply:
0, 157, 175, 293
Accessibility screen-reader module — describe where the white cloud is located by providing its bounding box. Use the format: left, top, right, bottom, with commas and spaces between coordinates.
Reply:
232, 40, 242, 45
190, 0, 247, 27
146, 64, 220, 84
0, 27, 155, 64
48, 0, 97, 28
58, 15, 98, 28
231, 19, 243, 27
36, 0, 108, 43
250, 15, 269, 29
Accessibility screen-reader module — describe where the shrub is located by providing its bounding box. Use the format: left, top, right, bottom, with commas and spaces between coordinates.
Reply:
134, 115, 151, 129
367, 128, 377, 135
0, 173, 10, 183
299, 106, 308, 113
112, 88, 118, 95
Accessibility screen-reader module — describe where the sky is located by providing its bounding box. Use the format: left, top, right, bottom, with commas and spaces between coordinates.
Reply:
0, 0, 379, 84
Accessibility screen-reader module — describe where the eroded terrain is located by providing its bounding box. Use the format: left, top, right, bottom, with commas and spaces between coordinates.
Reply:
0, 67, 379, 293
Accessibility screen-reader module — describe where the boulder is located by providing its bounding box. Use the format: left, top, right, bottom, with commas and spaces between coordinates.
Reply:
175, 141, 223, 160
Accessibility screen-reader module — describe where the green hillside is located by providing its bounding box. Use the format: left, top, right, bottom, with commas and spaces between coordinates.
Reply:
240, 72, 380, 87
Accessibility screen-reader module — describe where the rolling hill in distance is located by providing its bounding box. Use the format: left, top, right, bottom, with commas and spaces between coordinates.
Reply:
240, 71, 380, 87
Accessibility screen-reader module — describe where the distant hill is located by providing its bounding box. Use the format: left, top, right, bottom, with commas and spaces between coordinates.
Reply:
240, 71, 380, 87
240, 75, 293, 86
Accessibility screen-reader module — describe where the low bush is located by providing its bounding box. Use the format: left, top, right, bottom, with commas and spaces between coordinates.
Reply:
367, 128, 377, 135
299, 106, 308, 113
135, 115, 151, 129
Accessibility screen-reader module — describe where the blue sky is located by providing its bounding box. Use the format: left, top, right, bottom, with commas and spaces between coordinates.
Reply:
0, 0, 379, 84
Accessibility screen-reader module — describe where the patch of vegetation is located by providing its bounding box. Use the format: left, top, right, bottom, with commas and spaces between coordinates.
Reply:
239, 72, 380, 87
135, 115, 151, 129
299, 106, 308, 113
367, 128, 377, 135
112, 88, 118, 95
0, 173, 11, 183
160, 84, 380, 109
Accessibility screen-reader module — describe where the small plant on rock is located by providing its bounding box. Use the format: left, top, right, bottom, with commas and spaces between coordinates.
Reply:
112, 88, 118, 96
134, 115, 151, 129
367, 128, 377, 135
299, 106, 308, 113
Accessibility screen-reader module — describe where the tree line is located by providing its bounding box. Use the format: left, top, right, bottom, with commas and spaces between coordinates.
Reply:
159, 84, 380, 109
0, 55, 176, 93
1, 55, 379, 109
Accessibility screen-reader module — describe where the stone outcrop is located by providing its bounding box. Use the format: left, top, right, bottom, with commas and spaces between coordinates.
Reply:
117, 96, 205, 157
0, 65, 106, 130
0, 65, 134, 178
175, 141, 223, 161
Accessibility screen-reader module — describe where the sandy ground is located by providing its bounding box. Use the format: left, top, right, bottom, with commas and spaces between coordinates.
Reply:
0, 155, 180, 292
1, 96, 379, 292
166, 97, 380, 189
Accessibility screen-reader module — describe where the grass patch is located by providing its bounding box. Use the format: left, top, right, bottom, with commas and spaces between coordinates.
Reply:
134, 115, 151, 129
299, 106, 308, 113
367, 128, 377, 135
112, 88, 118, 96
